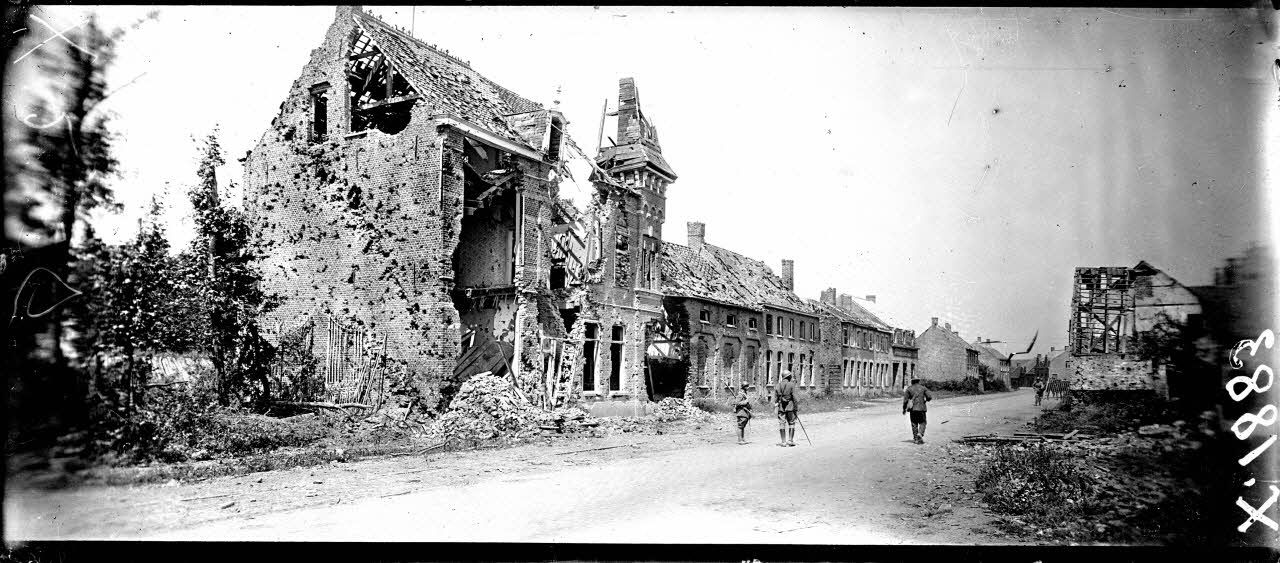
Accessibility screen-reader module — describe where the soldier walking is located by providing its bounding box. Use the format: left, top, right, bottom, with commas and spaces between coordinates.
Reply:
1033, 378, 1045, 406
775, 371, 798, 447
902, 377, 932, 444
734, 382, 753, 445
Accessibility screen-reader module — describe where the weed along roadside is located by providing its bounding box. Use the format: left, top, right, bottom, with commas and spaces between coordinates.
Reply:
954, 394, 1231, 544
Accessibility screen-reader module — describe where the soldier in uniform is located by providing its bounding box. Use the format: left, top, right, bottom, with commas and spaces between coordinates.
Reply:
902, 377, 932, 444
734, 382, 752, 445
775, 371, 798, 447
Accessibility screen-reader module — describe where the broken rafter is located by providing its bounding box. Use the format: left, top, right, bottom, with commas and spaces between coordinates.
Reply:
361, 55, 385, 97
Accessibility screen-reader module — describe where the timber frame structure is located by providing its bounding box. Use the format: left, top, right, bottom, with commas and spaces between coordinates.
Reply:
1069, 267, 1135, 355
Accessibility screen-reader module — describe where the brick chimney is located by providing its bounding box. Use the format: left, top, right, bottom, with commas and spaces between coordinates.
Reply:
687, 221, 705, 250
781, 259, 794, 291
865, 294, 876, 303
931, 317, 938, 327
820, 288, 837, 306
945, 322, 952, 331
839, 293, 853, 312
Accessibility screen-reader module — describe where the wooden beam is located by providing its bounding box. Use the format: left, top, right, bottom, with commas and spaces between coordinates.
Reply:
361, 55, 384, 95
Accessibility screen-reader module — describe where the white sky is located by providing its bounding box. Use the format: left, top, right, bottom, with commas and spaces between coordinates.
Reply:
13, 5, 1278, 356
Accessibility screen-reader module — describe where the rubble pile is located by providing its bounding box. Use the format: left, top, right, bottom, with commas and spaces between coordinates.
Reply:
652, 398, 713, 423
424, 374, 542, 444
536, 405, 600, 433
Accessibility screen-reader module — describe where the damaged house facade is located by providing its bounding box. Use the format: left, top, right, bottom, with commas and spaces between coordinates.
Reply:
814, 290, 896, 393
853, 294, 919, 389
552, 76, 678, 410
244, 6, 574, 408
660, 223, 820, 399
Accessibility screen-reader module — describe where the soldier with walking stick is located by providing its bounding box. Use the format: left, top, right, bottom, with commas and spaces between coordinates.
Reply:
775, 371, 798, 447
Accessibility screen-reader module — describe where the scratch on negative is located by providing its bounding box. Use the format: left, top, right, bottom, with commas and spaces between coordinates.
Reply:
945, 30, 969, 126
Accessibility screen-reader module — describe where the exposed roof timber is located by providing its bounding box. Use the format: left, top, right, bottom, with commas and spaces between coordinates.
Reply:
432, 115, 542, 162
357, 94, 420, 111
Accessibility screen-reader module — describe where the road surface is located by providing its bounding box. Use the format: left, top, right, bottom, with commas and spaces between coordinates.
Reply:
7, 389, 1046, 543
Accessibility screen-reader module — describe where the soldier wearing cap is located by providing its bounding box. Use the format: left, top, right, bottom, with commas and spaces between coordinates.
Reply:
903, 377, 932, 444
775, 371, 798, 447
734, 382, 753, 445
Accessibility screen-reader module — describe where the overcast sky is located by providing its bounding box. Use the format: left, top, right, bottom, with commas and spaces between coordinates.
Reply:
17, 5, 1277, 356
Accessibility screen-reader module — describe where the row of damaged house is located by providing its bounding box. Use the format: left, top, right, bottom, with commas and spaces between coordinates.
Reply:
242, 6, 962, 419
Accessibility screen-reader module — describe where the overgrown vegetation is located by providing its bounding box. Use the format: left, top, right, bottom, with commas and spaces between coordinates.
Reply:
972, 395, 1228, 544
975, 444, 1096, 520
4, 11, 315, 468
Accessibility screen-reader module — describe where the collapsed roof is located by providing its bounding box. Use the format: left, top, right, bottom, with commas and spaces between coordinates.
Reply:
661, 241, 814, 315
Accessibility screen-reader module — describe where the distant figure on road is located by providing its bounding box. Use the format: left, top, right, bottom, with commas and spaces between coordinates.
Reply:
1033, 378, 1045, 406
775, 371, 798, 447
735, 382, 753, 445
902, 378, 932, 444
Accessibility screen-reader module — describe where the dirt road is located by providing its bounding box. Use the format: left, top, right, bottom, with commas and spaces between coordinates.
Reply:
6, 389, 1045, 543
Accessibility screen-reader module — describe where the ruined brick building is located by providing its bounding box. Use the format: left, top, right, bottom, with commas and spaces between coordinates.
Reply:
1064, 261, 1203, 396
552, 76, 678, 413
244, 6, 572, 408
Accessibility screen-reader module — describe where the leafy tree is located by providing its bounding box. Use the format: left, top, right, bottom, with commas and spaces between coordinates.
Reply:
72, 198, 181, 412
186, 132, 279, 408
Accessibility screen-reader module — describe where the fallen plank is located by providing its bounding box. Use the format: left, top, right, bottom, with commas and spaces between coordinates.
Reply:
553, 444, 629, 456
417, 443, 446, 455
1064, 430, 1080, 440
180, 493, 232, 502
380, 490, 413, 498
389, 468, 432, 477
274, 401, 372, 410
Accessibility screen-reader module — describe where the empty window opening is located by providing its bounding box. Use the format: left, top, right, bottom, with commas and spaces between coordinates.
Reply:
347, 26, 417, 135
766, 314, 773, 334
748, 318, 758, 330
582, 323, 598, 392
699, 310, 711, 323
609, 325, 624, 391
547, 116, 563, 161
310, 83, 329, 141
550, 260, 567, 289
726, 314, 737, 327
